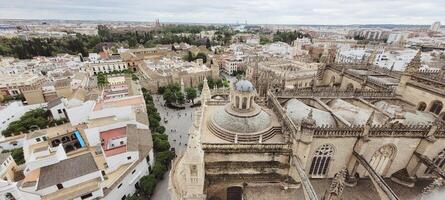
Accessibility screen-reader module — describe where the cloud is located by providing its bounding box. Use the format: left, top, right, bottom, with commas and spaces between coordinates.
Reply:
0, 0, 443, 24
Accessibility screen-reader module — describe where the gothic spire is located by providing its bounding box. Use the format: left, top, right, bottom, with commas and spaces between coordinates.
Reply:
405, 50, 422, 74
302, 109, 316, 128
366, 110, 375, 126
201, 77, 211, 102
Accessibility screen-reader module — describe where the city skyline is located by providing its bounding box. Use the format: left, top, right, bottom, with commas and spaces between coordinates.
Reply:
0, 0, 444, 25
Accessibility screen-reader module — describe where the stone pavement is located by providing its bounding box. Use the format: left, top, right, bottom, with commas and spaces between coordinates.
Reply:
151, 95, 199, 200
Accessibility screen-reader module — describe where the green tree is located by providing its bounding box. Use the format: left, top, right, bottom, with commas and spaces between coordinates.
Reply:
176, 91, 185, 105
148, 115, 160, 130
153, 135, 170, 152
163, 89, 177, 105
154, 126, 166, 134
185, 87, 197, 104
195, 52, 207, 63
260, 35, 272, 44
2, 148, 25, 165
156, 151, 175, 166
152, 163, 168, 179
97, 73, 109, 87
140, 175, 157, 195
124, 194, 140, 200
185, 51, 194, 62
205, 38, 211, 49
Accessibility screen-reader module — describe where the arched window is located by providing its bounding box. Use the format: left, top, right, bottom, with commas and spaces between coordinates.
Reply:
429, 101, 443, 115
309, 144, 334, 177
417, 102, 427, 111
242, 97, 248, 109
425, 148, 445, 174
369, 144, 396, 176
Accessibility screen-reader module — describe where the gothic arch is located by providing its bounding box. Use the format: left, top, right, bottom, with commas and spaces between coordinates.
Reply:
429, 100, 443, 115
417, 102, 427, 111
368, 144, 396, 176
425, 148, 445, 174
309, 144, 335, 177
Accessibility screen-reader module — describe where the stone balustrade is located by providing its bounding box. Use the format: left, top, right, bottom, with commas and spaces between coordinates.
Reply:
313, 124, 436, 138
275, 87, 395, 99
202, 143, 291, 153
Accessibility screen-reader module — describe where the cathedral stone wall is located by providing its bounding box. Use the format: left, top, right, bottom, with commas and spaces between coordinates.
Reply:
307, 137, 357, 178
321, 69, 340, 86
339, 76, 363, 90
305, 137, 443, 178
356, 138, 420, 177
416, 137, 445, 178
397, 83, 445, 112
204, 152, 289, 165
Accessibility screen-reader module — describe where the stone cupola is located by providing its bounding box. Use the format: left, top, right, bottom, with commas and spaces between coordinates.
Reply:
230, 79, 257, 111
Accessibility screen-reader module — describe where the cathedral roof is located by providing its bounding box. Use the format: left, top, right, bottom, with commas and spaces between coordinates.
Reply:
328, 99, 386, 125
235, 80, 254, 92
285, 99, 336, 126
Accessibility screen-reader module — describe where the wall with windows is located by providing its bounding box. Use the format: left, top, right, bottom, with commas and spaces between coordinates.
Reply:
0, 135, 24, 151
306, 137, 432, 178
306, 138, 356, 178
86, 61, 128, 76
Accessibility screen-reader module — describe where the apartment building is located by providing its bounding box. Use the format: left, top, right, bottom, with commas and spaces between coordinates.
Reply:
0, 76, 154, 200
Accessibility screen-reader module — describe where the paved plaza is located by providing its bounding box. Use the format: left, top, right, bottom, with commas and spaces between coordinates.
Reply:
151, 95, 199, 200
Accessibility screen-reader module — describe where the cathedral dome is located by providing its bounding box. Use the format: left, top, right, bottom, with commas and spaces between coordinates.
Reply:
212, 105, 272, 134
235, 80, 254, 92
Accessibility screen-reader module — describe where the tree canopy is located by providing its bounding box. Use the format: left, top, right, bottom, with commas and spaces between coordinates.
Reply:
273, 30, 311, 44
185, 87, 198, 103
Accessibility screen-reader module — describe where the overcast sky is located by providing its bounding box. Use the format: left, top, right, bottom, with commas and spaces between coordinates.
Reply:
0, 0, 443, 25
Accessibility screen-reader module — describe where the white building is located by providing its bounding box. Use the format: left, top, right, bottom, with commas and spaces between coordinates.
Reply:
0, 101, 46, 133
430, 21, 441, 32
263, 42, 296, 59
85, 59, 129, 76
335, 48, 367, 64
386, 32, 409, 46
222, 57, 244, 75
246, 36, 260, 46
47, 98, 68, 120
0, 78, 154, 200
